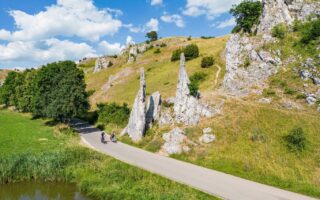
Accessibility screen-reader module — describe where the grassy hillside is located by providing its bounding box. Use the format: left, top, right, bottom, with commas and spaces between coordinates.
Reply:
82, 34, 320, 198
85, 36, 228, 107
0, 109, 218, 200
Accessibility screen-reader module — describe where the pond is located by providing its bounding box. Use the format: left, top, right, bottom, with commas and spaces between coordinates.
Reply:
0, 182, 91, 200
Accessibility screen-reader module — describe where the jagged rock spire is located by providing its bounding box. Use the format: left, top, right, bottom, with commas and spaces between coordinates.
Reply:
127, 68, 146, 142
174, 53, 213, 125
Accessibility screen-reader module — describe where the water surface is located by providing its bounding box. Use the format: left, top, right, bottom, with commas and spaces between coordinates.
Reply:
0, 182, 91, 200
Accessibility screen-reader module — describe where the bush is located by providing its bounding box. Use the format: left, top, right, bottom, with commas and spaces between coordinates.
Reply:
187, 36, 192, 41
184, 44, 199, 60
284, 87, 296, 95
200, 36, 215, 39
201, 56, 215, 68
239, 57, 251, 68
160, 43, 167, 47
271, 23, 287, 39
230, 0, 262, 33
285, 127, 306, 152
171, 49, 183, 62
97, 102, 130, 127
300, 17, 320, 44
154, 48, 161, 54
188, 72, 207, 98
250, 128, 267, 143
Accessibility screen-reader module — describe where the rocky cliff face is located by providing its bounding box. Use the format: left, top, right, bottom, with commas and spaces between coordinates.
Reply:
174, 54, 214, 125
146, 91, 161, 128
223, 34, 281, 96
223, 0, 319, 96
94, 56, 112, 73
126, 68, 147, 142
258, 0, 320, 34
128, 44, 148, 63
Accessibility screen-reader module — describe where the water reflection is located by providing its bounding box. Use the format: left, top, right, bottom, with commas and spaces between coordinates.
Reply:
0, 182, 91, 200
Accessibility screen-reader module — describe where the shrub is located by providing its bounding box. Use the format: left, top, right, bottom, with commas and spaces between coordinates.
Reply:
250, 128, 267, 143
300, 17, 320, 44
187, 36, 192, 41
230, 0, 262, 33
271, 23, 287, 39
296, 93, 307, 99
263, 89, 276, 97
97, 102, 130, 127
188, 72, 207, 98
284, 87, 296, 95
239, 57, 251, 68
171, 49, 183, 62
184, 44, 199, 60
160, 43, 167, 47
200, 36, 215, 39
154, 48, 161, 54
285, 127, 306, 152
201, 56, 215, 68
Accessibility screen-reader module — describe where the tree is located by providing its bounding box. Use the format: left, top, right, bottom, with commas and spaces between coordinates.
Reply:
32, 61, 89, 121
184, 44, 199, 60
97, 102, 130, 127
230, 0, 262, 34
146, 31, 158, 41
0, 71, 21, 106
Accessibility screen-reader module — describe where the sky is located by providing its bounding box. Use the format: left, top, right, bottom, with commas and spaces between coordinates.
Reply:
0, 0, 240, 69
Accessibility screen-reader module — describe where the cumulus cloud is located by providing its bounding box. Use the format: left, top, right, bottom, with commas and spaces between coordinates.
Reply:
216, 18, 236, 29
98, 41, 124, 55
183, 0, 241, 19
150, 0, 163, 6
0, 0, 122, 42
126, 36, 135, 46
0, 39, 97, 68
123, 24, 142, 33
161, 14, 185, 28
145, 18, 159, 32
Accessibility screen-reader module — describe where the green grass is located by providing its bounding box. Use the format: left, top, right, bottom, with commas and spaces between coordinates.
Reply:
0, 109, 218, 200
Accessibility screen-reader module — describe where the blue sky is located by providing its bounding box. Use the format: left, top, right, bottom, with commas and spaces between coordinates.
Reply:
0, 0, 239, 69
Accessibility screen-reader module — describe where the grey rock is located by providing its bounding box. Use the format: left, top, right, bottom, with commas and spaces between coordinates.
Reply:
258, 98, 272, 104
126, 68, 147, 142
159, 110, 174, 127
312, 77, 320, 86
199, 134, 216, 144
161, 128, 188, 155
128, 44, 149, 63
174, 53, 214, 125
282, 100, 300, 109
300, 70, 312, 80
94, 57, 112, 73
146, 91, 161, 128
306, 94, 317, 105
202, 127, 213, 134
223, 34, 280, 96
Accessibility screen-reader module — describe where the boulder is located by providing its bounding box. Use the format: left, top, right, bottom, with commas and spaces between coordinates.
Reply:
202, 127, 213, 134
94, 57, 112, 73
159, 110, 174, 127
306, 94, 317, 105
126, 68, 147, 142
199, 134, 216, 144
258, 98, 272, 104
146, 91, 161, 128
161, 128, 188, 155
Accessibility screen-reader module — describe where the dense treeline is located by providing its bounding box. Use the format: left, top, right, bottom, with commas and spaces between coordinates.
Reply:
0, 61, 89, 121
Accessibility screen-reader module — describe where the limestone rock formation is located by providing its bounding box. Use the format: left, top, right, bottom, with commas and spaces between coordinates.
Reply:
161, 128, 189, 155
128, 44, 149, 63
257, 0, 320, 34
199, 134, 216, 144
126, 68, 147, 142
146, 91, 161, 128
174, 53, 214, 125
223, 34, 281, 96
94, 56, 112, 73
299, 58, 320, 86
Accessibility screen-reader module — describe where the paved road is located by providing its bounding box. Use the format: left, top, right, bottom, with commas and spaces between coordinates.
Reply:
71, 119, 317, 200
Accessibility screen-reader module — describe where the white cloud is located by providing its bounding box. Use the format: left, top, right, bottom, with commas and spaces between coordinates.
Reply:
150, 0, 163, 6
98, 41, 124, 55
123, 24, 142, 33
183, 0, 241, 20
126, 36, 135, 46
161, 14, 185, 28
0, 0, 122, 42
145, 18, 159, 32
216, 18, 236, 29
0, 39, 97, 68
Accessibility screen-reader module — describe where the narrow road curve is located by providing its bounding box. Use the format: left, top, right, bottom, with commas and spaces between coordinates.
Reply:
71, 119, 317, 200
